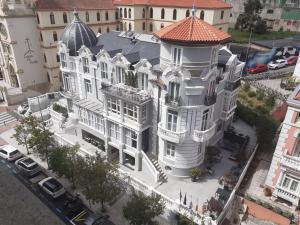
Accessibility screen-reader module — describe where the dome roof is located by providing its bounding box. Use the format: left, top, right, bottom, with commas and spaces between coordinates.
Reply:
61, 11, 97, 56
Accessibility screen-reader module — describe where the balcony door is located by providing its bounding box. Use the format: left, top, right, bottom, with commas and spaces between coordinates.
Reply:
167, 110, 178, 132
169, 82, 180, 100
201, 109, 209, 131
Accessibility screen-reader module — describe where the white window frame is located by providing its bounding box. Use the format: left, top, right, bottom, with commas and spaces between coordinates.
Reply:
109, 122, 120, 140
124, 128, 137, 148
167, 110, 178, 132
172, 47, 182, 65
166, 142, 175, 158
141, 73, 148, 90
141, 104, 147, 122
116, 66, 125, 84
107, 97, 120, 115
84, 79, 92, 93
82, 57, 89, 73
281, 174, 300, 193
123, 102, 137, 121
60, 53, 67, 68
169, 82, 180, 100
101, 62, 108, 79
201, 109, 209, 131
63, 74, 71, 92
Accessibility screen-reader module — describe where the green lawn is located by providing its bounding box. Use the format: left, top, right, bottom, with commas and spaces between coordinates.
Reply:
228, 28, 299, 43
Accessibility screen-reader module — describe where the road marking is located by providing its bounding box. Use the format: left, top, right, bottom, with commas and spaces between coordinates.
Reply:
72, 210, 87, 222
65, 217, 76, 225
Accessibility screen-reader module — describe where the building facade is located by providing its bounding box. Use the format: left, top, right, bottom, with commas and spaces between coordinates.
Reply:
114, 0, 232, 33
266, 85, 300, 207
0, 0, 48, 104
58, 12, 244, 177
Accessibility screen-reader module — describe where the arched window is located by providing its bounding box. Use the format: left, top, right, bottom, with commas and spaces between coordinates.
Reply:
107, 27, 110, 33
63, 12, 68, 23
86, 12, 89, 22
124, 8, 127, 18
44, 54, 47, 63
160, 23, 164, 29
36, 14, 40, 24
50, 12, 55, 24
120, 8, 123, 18
161, 8, 165, 19
120, 23, 123, 31
200, 10, 205, 20
186, 10, 190, 17
98, 27, 102, 33
129, 23, 132, 31
115, 10, 119, 20
220, 10, 224, 19
149, 7, 153, 18
142, 8, 145, 18
124, 22, 127, 31
97, 11, 101, 21
128, 8, 131, 18
149, 23, 153, 32
105, 11, 109, 21
40, 32, 43, 42
56, 54, 60, 62
173, 9, 177, 20
47, 72, 50, 83
142, 22, 146, 31
53, 31, 58, 42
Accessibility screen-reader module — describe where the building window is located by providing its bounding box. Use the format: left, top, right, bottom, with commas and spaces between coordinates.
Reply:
125, 129, 137, 148
200, 10, 205, 20
172, 47, 182, 65
129, 23, 132, 31
116, 66, 125, 83
98, 27, 102, 33
208, 79, 216, 96
44, 54, 47, 63
50, 12, 55, 24
281, 175, 299, 192
53, 31, 58, 42
63, 12, 68, 23
186, 10, 190, 17
160, 23, 164, 29
142, 22, 146, 31
95, 115, 105, 133
40, 32, 43, 42
86, 12, 89, 22
124, 8, 127, 18
167, 110, 178, 131
107, 27, 110, 32
101, 62, 108, 79
109, 122, 120, 140
37, 14, 40, 24
63, 74, 71, 91
107, 97, 120, 114
105, 11, 109, 20
120, 8, 123, 18
149, 23, 153, 32
198, 144, 202, 154
84, 79, 92, 93
142, 8, 145, 18
47, 72, 51, 82
115, 10, 119, 20
128, 8, 131, 18
123, 102, 137, 121
173, 9, 177, 20
141, 73, 148, 90
97, 11, 101, 21
56, 54, 60, 62
169, 82, 180, 100
142, 105, 147, 122
60, 53, 66, 68
149, 7, 153, 18
82, 57, 89, 73
267, 9, 274, 14
220, 10, 224, 19
161, 8, 165, 19
201, 109, 209, 131
166, 142, 175, 157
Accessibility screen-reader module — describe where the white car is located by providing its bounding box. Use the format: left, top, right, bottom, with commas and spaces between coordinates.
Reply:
268, 59, 287, 70
15, 157, 42, 177
0, 145, 23, 161
38, 177, 66, 199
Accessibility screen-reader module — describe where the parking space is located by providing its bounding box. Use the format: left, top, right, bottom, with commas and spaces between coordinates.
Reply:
0, 155, 112, 225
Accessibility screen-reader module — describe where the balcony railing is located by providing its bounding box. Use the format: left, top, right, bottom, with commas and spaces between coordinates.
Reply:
165, 94, 181, 107
224, 79, 241, 92
102, 83, 151, 104
193, 122, 216, 142
158, 122, 186, 143
281, 154, 300, 171
221, 106, 237, 121
275, 187, 299, 204
204, 94, 217, 106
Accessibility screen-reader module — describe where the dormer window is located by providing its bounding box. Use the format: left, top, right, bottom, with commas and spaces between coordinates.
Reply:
169, 82, 180, 100
82, 57, 89, 73
116, 66, 125, 84
141, 73, 148, 90
172, 47, 182, 65
60, 53, 66, 68
84, 79, 92, 93
101, 62, 108, 79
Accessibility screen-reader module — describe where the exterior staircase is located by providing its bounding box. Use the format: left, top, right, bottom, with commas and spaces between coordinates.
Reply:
150, 157, 168, 182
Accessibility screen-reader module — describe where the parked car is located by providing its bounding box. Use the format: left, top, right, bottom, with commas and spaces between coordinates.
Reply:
247, 64, 268, 74
17, 102, 29, 115
38, 177, 66, 199
287, 56, 298, 66
15, 157, 42, 177
0, 145, 23, 161
84, 213, 114, 225
63, 194, 85, 219
268, 59, 287, 70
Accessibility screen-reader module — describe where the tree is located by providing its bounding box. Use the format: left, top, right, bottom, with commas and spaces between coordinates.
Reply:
125, 70, 137, 88
123, 191, 165, 225
48, 144, 80, 188
12, 115, 39, 155
77, 156, 125, 211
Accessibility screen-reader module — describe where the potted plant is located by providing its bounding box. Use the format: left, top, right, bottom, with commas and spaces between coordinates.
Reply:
189, 168, 203, 182
263, 187, 272, 197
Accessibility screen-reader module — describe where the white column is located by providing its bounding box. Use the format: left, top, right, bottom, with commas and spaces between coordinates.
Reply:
137, 106, 141, 124
137, 132, 142, 152
120, 99, 124, 122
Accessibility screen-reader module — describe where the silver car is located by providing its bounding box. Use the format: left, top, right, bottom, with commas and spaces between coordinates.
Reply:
15, 157, 41, 177
38, 177, 66, 199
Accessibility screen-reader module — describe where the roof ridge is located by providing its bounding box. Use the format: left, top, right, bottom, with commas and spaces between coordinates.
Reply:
188, 17, 195, 41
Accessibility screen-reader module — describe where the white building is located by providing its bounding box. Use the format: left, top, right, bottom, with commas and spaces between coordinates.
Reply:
57, 11, 244, 178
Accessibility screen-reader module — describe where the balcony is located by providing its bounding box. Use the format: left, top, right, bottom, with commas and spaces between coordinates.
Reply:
158, 122, 186, 143
281, 154, 300, 171
165, 94, 181, 107
224, 79, 241, 92
275, 187, 299, 205
221, 106, 236, 121
102, 83, 151, 105
204, 94, 217, 106
193, 122, 216, 142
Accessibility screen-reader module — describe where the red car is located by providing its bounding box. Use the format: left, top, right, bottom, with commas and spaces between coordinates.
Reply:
247, 64, 268, 74
287, 56, 298, 66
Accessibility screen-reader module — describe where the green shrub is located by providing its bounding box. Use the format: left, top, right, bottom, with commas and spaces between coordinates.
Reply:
247, 99, 254, 107
262, 201, 271, 209
244, 193, 253, 201
281, 210, 292, 219
243, 82, 250, 92
256, 90, 265, 100
256, 199, 262, 205
265, 95, 276, 108
273, 206, 282, 214
248, 91, 256, 98
52, 103, 68, 116
255, 105, 269, 114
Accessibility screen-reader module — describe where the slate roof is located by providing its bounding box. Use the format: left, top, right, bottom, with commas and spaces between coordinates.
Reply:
113, 0, 232, 9
154, 16, 231, 45
61, 11, 97, 56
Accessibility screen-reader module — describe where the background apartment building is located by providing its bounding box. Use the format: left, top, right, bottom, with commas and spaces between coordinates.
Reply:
113, 0, 232, 33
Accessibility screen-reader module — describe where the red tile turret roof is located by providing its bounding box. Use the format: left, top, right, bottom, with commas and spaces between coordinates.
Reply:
154, 16, 231, 44
113, 0, 232, 9
35, 0, 115, 11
